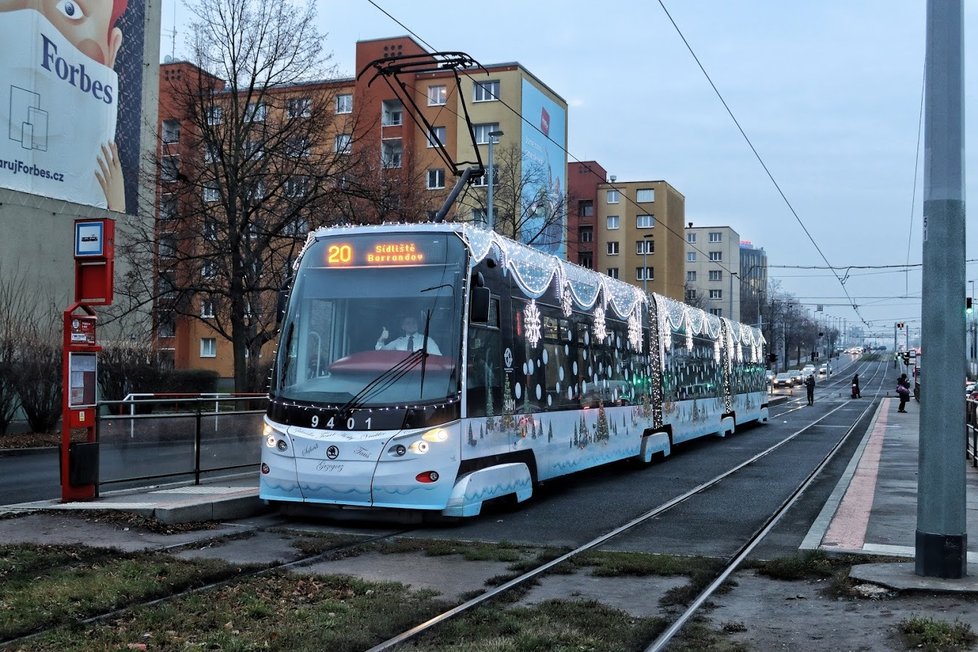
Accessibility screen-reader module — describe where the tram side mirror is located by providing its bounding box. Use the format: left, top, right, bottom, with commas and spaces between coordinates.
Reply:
470, 287, 491, 324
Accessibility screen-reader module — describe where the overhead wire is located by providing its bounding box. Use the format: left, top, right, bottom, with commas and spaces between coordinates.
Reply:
364, 0, 743, 280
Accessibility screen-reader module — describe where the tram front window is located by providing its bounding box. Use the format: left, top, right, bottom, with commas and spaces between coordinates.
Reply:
274, 234, 465, 407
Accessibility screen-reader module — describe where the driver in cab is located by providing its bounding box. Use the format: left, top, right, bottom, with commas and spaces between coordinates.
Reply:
376, 315, 441, 355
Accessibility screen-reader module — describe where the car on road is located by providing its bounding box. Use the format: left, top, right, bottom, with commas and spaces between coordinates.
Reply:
789, 370, 804, 385
765, 370, 775, 384
818, 364, 829, 376
801, 365, 816, 376
772, 372, 795, 389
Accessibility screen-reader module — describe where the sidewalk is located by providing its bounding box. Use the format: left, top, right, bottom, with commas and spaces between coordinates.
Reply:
803, 395, 978, 590
1, 474, 264, 525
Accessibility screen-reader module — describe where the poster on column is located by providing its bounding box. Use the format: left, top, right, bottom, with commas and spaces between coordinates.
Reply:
0, 1, 145, 214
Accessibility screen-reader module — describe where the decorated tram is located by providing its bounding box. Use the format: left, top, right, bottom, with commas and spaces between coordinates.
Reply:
260, 223, 768, 517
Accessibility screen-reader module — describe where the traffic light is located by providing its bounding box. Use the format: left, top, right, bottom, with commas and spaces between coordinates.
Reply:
768, 353, 778, 363
902, 352, 910, 365
896, 322, 904, 329
967, 298, 973, 314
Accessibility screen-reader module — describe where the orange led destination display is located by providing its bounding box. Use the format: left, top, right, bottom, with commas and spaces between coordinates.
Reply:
324, 240, 429, 267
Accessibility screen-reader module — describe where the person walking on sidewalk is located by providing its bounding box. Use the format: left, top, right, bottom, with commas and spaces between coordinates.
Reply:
805, 374, 816, 406
896, 373, 911, 412
851, 374, 861, 398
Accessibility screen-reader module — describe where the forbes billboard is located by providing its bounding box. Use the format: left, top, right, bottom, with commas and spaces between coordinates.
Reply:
0, 1, 144, 214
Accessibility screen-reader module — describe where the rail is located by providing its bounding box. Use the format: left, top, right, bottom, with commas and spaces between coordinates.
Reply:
96, 394, 268, 488
967, 398, 978, 469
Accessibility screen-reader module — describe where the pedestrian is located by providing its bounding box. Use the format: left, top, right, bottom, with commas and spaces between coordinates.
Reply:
896, 373, 910, 412
805, 374, 815, 406
851, 374, 861, 399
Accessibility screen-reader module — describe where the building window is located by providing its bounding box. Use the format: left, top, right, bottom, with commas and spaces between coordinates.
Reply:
709, 289, 722, 299
687, 232, 696, 243
579, 227, 593, 243
334, 133, 352, 154
200, 337, 217, 358
160, 156, 179, 182
636, 214, 655, 228
381, 100, 403, 126
427, 126, 446, 148
637, 188, 655, 202
606, 215, 620, 230
245, 102, 266, 122
203, 218, 218, 239
203, 183, 219, 203
206, 106, 222, 125
283, 216, 309, 236
201, 299, 215, 318
427, 85, 447, 106
285, 176, 309, 197
687, 252, 696, 262
161, 119, 180, 143
579, 252, 593, 269
685, 289, 697, 302
709, 270, 722, 281
606, 189, 619, 204
578, 200, 593, 217
157, 311, 175, 338
473, 80, 500, 102
607, 268, 619, 279
158, 234, 177, 259
381, 140, 402, 168
636, 239, 654, 255
472, 208, 487, 224
471, 165, 497, 188
709, 251, 722, 261
709, 231, 722, 243
426, 168, 445, 189
336, 93, 353, 114
287, 97, 312, 118
709, 308, 722, 317
160, 195, 177, 221
243, 140, 263, 160
607, 241, 619, 255
286, 137, 311, 158
202, 260, 218, 279
473, 123, 500, 144
636, 267, 654, 281
686, 271, 696, 282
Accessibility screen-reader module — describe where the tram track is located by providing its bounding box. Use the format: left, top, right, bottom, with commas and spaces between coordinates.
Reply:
365, 359, 892, 651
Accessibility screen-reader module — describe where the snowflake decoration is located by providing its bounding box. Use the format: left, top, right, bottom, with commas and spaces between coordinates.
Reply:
736, 342, 743, 362
627, 312, 643, 352
524, 299, 542, 349
685, 327, 694, 351
713, 338, 721, 363
593, 307, 608, 343
561, 285, 573, 317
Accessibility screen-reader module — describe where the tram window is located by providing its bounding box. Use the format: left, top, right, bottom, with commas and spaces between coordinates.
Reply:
467, 326, 502, 417
543, 316, 559, 341
559, 319, 572, 342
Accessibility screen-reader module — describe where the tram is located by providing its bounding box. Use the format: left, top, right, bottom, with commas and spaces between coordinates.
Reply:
260, 223, 768, 516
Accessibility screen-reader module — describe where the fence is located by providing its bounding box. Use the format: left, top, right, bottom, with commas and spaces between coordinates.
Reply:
967, 398, 978, 469
95, 394, 268, 489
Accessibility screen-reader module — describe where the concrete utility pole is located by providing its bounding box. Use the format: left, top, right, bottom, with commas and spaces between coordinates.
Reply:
917, 0, 967, 579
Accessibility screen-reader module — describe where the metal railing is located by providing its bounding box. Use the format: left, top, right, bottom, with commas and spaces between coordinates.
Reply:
96, 394, 268, 488
966, 398, 978, 468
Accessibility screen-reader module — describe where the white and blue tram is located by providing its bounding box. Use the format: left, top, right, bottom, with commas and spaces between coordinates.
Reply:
261, 223, 768, 516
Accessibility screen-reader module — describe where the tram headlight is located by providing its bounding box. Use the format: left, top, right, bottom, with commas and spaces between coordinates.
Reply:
408, 440, 429, 455
276, 440, 288, 452
388, 444, 407, 457
421, 428, 449, 443
265, 434, 277, 448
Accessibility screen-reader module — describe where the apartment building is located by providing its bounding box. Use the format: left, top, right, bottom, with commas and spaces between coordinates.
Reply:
684, 223, 741, 321
593, 178, 686, 302
739, 241, 768, 327
155, 37, 568, 380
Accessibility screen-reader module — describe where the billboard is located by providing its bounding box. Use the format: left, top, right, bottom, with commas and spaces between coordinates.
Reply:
0, 0, 145, 214
520, 78, 567, 259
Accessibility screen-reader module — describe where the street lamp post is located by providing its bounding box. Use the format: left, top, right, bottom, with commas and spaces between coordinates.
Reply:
642, 234, 654, 294
486, 130, 504, 230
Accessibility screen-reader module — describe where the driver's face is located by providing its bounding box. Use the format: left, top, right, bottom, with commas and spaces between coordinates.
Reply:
401, 318, 418, 334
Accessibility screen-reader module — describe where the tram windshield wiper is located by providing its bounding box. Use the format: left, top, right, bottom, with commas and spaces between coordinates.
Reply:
336, 349, 427, 415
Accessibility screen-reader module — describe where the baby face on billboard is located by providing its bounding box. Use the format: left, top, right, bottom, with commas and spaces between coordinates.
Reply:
0, 0, 124, 67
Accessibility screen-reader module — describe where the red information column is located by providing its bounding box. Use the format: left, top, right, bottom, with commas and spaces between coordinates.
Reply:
61, 219, 114, 502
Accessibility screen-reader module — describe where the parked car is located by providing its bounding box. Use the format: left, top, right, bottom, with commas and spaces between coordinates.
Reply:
773, 372, 795, 389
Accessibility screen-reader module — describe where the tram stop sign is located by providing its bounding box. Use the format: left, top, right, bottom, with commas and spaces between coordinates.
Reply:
73, 219, 114, 305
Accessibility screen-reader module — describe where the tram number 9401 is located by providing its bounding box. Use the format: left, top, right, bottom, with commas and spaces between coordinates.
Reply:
310, 414, 371, 430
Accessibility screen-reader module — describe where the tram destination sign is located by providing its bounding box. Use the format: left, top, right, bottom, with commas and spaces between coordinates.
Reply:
321, 234, 449, 268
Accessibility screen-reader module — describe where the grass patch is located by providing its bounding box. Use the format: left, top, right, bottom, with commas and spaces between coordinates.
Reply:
899, 615, 978, 651
0, 545, 241, 641
24, 573, 449, 652
375, 537, 531, 563
412, 598, 665, 651
577, 550, 720, 578
289, 532, 376, 556
751, 550, 836, 581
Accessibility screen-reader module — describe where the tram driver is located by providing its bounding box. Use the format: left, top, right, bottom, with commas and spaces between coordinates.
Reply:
376, 315, 442, 355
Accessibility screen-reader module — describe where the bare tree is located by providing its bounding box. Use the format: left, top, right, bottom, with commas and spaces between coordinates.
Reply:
119, 0, 360, 391
458, 143, 568, 252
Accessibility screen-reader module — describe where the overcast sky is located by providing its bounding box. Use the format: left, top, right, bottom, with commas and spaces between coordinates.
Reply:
161, 1, 978, 341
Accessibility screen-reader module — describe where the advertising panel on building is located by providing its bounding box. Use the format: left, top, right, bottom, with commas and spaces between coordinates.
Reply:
0, 0, 145, 214
520, 78, 567, 259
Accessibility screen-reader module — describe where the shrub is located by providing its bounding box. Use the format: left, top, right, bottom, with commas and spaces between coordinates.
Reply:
98, 342, 173, 401
165, 369, 220, 394
0, 337, 21, 435
12, 341, 62, 433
